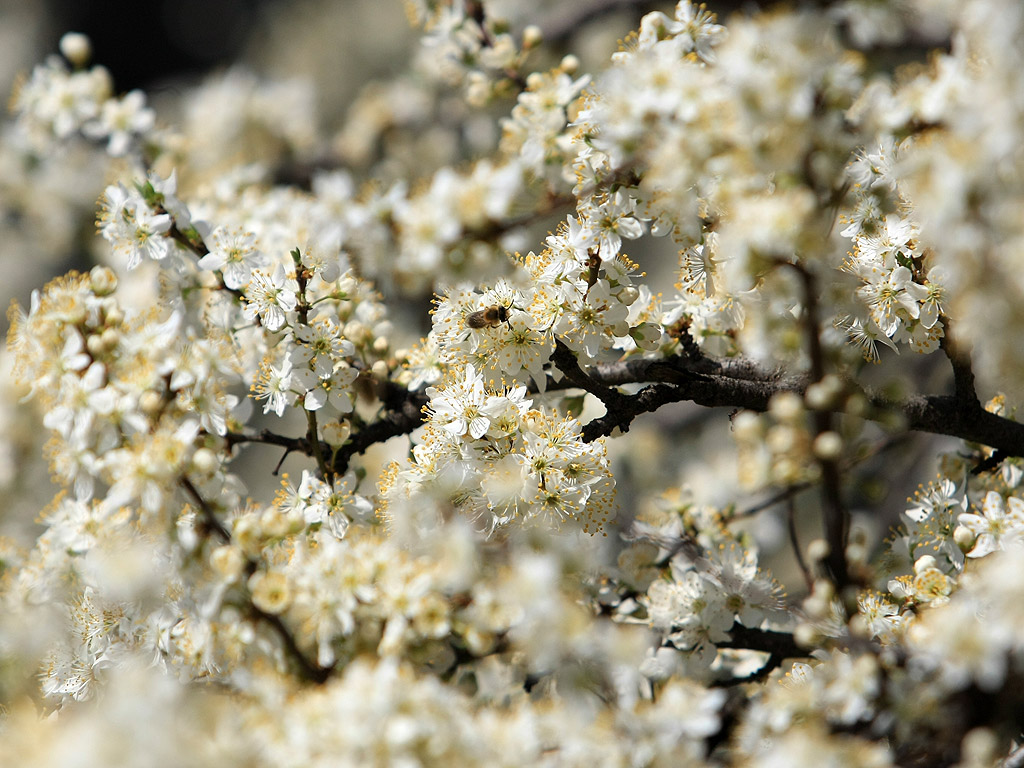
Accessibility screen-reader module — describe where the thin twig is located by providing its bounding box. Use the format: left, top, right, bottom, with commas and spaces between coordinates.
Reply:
779, 260, 849, 588
182, 476, 333, 685
181, 476, 231, 543
787, 496, 814, 592
249, 602, 333, 684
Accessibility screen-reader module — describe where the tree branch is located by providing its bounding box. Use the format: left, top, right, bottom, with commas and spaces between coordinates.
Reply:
551, 350, 1024, 460
330, 382, 429, 476
940, 319, 980, 409
232, 347, 1024, 482
718, 623, 804, 660
182, 476, 333, 685
181, 476, 231, 543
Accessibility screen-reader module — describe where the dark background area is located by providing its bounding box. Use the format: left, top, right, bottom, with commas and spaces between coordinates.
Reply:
42, 0, 280, 90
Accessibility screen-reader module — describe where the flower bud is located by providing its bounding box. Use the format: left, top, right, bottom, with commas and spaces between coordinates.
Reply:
99, 327, 119, 352
260, 508, 290, 538
139, 390, 163, 416
191, 447, 219, 476
769, 391, 803, 422
104, 305, 124, 327
953, 524, 976, 552
60, 32, 92, 68
794, 622, 820, 648
812, 578, 835, 601
805, 375, 843, 409
617, 286, 639, 305
323, 420, 351, 446
732, 411, 763, 441
522, 25, 543, 49
812, 431, 843, 461
89, 266, 117, 296
233, 516, 262, 557
807, 539, 830, 563
913, 555, 938, 574
344, 321, 369, 345
87, 334, 105, 357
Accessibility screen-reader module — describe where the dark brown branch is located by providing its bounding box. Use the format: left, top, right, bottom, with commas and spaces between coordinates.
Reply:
972, 449, 1009, 476
712, 653, 786, 687
787, 497, 814, 592
940, 321, 979, 408
542, 348, 1024, 459
182, 476, 333, 685
330, 382, 429, 476
718, 622, 804, 660
783, 261, 849, 589
580, 382, 687, 441
551, 338, 630, 412
231, 348, 1024, 480
249, 602, 333, 684
181, 476, 231, 543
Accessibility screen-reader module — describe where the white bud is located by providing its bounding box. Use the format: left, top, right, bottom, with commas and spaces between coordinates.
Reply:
732, 411, 763, 441
344, 321, 368, 344
794, 622, 820, 648
845, 542, 866, 565
99, 327, 119, 352
59, 32, 92, 67
914, 555, 938, 574
812, 578, 835, 601
104, 305, 124, 327
769, 391, 804, 422
322, 420, 351, 446
804, 374, 844, 409
961, 728, 998, 765
89, 266, 117, 296
848, 614, 870, 638
86, 334, 105, 357
191, 447, 218, 476
807, 539, 831, 563
233, 516, 262, 557
630, 323, 662, 351
522, 25, 543, 49
617, 286, 639, 305
560, 54, 580, 74
812, 431, 843, 461
803, 595, 830, 619
260, 508, 290, 538
953, 524, 976, 551
767, 424, 800, 453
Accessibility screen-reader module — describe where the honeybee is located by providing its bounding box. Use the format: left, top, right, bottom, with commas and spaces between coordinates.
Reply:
465, 303, 511, 329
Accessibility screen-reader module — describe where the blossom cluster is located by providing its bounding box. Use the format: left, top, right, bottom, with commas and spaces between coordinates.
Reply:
12, 50, 154, 157
385, 363, 615, 535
